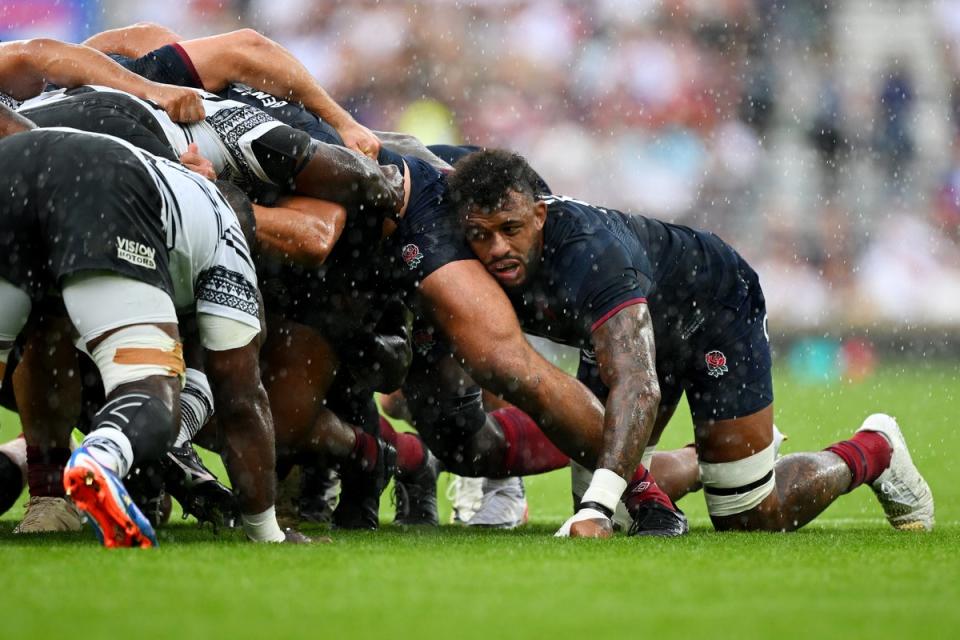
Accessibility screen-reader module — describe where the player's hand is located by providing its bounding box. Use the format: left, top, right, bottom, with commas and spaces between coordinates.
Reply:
336, 120, 381, 160
149, 84, 206, 123
554, 508, 614, 539
180, 143, 216, 180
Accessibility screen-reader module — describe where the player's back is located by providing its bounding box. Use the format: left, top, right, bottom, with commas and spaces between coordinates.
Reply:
541, 195, 746, 309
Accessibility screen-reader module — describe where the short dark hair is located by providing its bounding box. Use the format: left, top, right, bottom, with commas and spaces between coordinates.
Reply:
447, 149, 545, 217
215, 180, 256, 246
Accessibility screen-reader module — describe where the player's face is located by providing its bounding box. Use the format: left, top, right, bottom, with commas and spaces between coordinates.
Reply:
463, 190, 546, 288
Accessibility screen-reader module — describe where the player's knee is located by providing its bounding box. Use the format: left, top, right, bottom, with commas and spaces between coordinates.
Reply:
89, 324, 185, 396
92, 392, 176, 462
700, 440, 776, 521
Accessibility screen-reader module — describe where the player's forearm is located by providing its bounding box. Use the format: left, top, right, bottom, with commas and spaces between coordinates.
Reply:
253, 199, 346, 266
294, 142, 403, 215
593, 305, 660, 479
83, 22, 182, 59
18, 39, 167, 102
503, 357, 606, 466
0, 105, 36, 137
230, 33, 350, 126
597, 375, 658, 478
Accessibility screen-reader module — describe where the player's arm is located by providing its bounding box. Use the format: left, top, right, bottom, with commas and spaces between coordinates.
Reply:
295, 142, 404, 217
0, 39, 203, 122
82, 22, 183, 59
0, 104, 36, 138
578, 304, 659, 521
419, 259, 606, 463
253, 196, 347, 266
176, 30, 380, 158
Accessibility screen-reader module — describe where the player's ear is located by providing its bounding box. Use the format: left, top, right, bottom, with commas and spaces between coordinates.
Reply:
533, 200, 547, 229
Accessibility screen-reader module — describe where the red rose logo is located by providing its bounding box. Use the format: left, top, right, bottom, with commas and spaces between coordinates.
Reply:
401, 243, 423, 270
705, 350, 728, 378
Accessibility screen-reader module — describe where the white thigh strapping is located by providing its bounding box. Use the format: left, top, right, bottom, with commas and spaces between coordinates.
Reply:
699, 441, 777, 517
197, 312, 259, 352
61, 272, 177, 345
0, 276, 32, 345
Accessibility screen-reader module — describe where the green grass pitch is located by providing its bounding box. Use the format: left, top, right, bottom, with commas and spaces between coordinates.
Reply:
0, 362, 957, 639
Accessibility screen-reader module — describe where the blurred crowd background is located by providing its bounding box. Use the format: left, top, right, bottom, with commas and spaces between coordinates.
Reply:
4, 0, 960, 338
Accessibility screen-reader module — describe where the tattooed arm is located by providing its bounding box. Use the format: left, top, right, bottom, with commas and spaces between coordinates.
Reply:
592, 303, 660, 479
558, 303, 660, 538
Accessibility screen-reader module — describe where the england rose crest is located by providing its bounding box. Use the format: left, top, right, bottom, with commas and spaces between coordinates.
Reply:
401, 243, 423, 270
705, 350, 728, 378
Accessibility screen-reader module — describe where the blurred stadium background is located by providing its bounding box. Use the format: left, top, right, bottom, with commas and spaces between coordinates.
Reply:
4, 0, 960, 376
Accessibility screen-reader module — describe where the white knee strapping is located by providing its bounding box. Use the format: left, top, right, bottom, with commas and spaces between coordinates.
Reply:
61, 272, 176, 345
90, 325, 185, 395
700, 441, 777, 517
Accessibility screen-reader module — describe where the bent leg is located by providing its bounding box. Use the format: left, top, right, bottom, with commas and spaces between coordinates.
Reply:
697, 405, 876, 531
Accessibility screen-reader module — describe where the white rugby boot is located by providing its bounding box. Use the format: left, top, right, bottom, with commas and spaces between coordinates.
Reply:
467, 477, 529, 529
447, 475, 483, 524
857, 413, 934, 531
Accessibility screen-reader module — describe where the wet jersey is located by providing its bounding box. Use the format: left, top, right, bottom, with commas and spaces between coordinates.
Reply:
20, 85, 289, 200
110, 46, 344, 145
0, 127, 260, 331
509, 195, 749, 350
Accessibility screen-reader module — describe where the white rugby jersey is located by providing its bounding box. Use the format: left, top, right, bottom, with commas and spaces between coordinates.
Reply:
19, 86, 286, 194
39, 126, 262, 335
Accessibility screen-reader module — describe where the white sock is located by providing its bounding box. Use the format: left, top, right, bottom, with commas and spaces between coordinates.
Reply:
82, 428, 134, 478
242, 506, 285, 543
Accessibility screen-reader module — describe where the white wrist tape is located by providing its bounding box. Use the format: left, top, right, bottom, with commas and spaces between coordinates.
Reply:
554, 508, 611, 537
242, 506, 285, 543
581, 468, 628, 514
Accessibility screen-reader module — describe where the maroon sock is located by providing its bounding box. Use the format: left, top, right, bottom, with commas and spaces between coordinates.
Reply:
623, 464, 675, 515
378, 417, 426, 476
350, 428, 380, 473
825, 430, 892, 492
26, 445, 71, 498
492, 407, 570, 476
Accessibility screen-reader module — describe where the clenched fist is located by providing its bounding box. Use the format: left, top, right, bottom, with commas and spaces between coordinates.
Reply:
148, 84, 206, 123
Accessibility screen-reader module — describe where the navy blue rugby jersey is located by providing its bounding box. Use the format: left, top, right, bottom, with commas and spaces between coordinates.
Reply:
507, 195, 748, 349
110, 45, 343, 145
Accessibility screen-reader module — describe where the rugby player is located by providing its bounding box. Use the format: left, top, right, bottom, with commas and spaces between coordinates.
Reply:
89, 25, 700, 536
0, 118, 303, 545
446, 149, 935, 535
0, 37, 203, 121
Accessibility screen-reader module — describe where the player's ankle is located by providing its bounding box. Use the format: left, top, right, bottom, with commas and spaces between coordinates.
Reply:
623, 465, 675, 515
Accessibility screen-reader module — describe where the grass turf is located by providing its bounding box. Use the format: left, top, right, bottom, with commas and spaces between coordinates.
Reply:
1, 362, 958, 639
